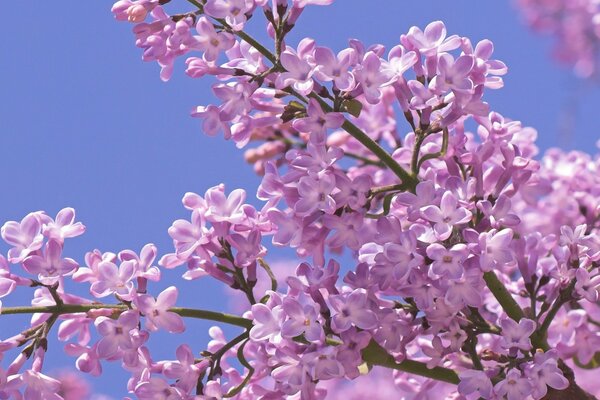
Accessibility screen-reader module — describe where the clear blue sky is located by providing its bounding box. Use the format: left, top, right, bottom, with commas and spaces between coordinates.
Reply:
1, 1, 598, 397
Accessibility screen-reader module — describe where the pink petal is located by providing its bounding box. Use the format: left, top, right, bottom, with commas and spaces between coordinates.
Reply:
156, 311, 185, 333
156, 286, 179, 309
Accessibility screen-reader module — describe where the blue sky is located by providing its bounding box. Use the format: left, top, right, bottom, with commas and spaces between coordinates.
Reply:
1, 1, 599, 397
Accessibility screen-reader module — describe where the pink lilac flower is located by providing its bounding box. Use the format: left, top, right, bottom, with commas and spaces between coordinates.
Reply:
281, 296, 323, 342
22, 240, 79, 282
90, 259, 137, 300
430, 54, 475, 93
276, 47, 315, 95
574, 268, 600, 302
494, 368, 532, 400
203, 0, 255, 31
163, 344, 205, 393
1, 212, 45, 263
135, 286, 185, 333
42, 207, 86, 243
353, 52, 393, 104
313, 46, 356, 91
525, 350, 569, 398
426, 243, 468, 278
292, 98, 344, 144
94, 310, 140, 358
403, 20, 461, 56
294, 173, 337, 216
329, 289, 378, 332
193, 17, 235, 62
500, 317, 536, 353
135, 377, 186, 399
458, 369, 493, 399
421, 191, 472, 240
474, 228, 514, 271
250, 302, 285, 344
18, 369, 63, 400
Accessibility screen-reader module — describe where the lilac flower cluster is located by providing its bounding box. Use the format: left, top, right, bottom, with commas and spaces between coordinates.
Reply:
516, 0, 600, 77
1, 0, 600, 398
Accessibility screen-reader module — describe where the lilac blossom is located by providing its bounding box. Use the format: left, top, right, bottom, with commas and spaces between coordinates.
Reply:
329, 289, 377, 332
500, 318, 536, 353
135, 286, 185, 333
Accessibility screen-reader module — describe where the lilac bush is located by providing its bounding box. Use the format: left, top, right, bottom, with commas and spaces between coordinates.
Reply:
515, 0, 600, 78
2, 0, 600, 398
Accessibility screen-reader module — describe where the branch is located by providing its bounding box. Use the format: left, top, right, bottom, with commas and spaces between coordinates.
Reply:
483, 271, 525, 322
1, 304, 252, 329
361, 340, 459, 385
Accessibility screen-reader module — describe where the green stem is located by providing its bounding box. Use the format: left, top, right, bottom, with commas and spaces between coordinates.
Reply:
234, 30, 277, 64
411, 131, 426, 176
361, 340, 459, 385
483, 271, 525, 322
307, 94, 417, 189
1, 304, 252, 329
534, 281, 576, 350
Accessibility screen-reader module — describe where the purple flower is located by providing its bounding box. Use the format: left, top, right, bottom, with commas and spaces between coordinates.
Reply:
403, 20, 461, 56
1, 212, 45, 263
292, 98, 344, 144
494, 369, 532, 400
385, 44, 418, 78
294, 173, 337, 216
443, 268, 483, 308
329, 289, 378, 333
475, 228, 514, 271
525, 350, 569, 398
42, 207, 86, 243
135, 286, 185, 333
119, 243, 161, 282
135, 377, 186, 399
430, 54, 475, 93
90, 259, 137, 300
250, 303, 285, 344
204, 186, 247, 224
163, 344, 204, 392
281, 296, 323, 342
313, 47, 356, 91
191, 104, 232, 139
353, 51, 393, 104
575, 268, 600, 302
193, 16, 235, 62
276, 48, 315, 95
426, 243, 468, 278
421, 191, 472, 240
500, 317, 536, 353
203, 0, 254, 31
22, 240, 79, 282
94, 310, 139, 359
458, 369, 493, 399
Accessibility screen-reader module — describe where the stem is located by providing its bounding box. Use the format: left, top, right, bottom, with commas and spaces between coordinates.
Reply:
344, 151, 385, 167
534, 281, 576, 350
361, 340, 459, 385
411, 131, 426, 176
464, 336, 483, 370
483, 271, 525, 322
370, 183, 407, 196
1, 304, 252, 329
306, 93, 417, 189
234, 30, 277, 64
